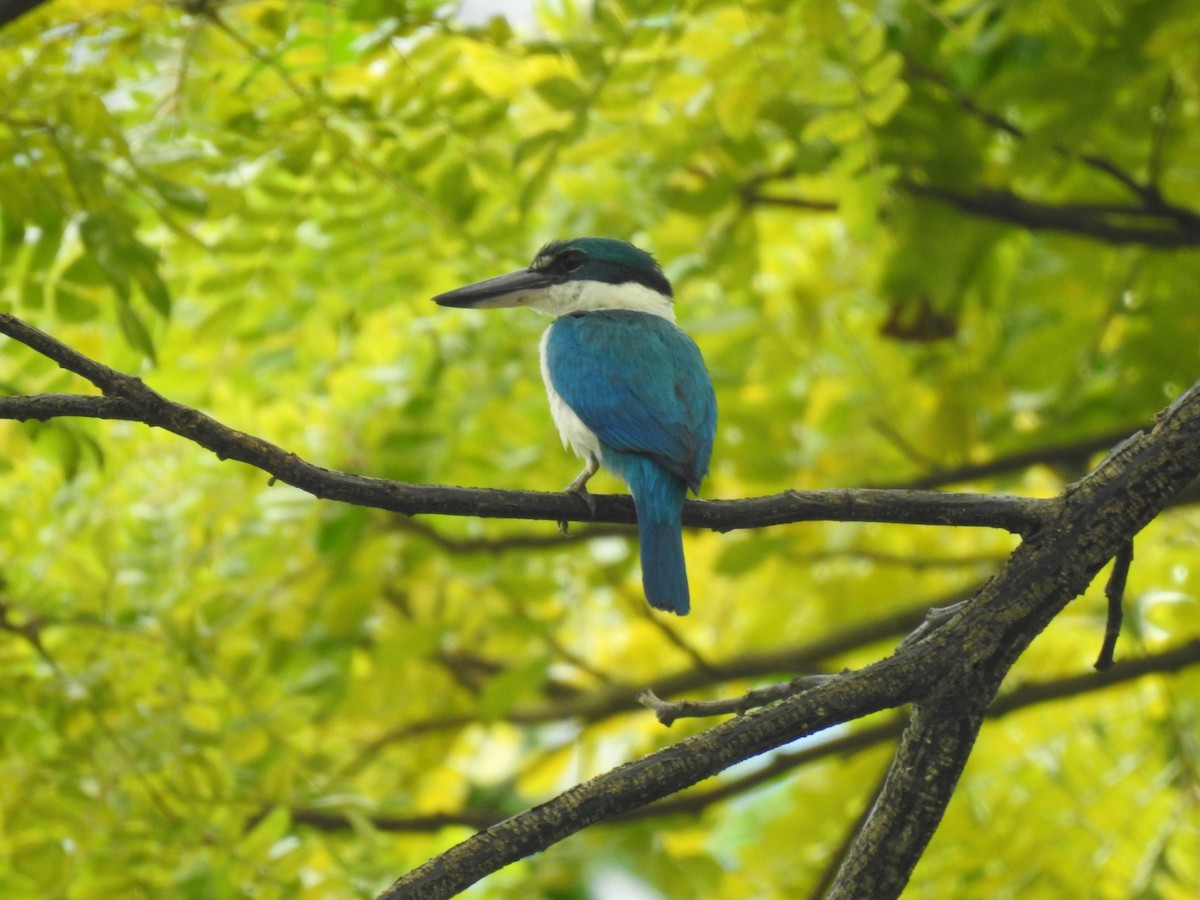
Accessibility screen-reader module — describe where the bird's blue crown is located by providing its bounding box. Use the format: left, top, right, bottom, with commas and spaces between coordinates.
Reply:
531, 237, 673, 298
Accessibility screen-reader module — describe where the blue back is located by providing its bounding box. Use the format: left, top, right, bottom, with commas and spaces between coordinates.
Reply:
545, 310, 716, 493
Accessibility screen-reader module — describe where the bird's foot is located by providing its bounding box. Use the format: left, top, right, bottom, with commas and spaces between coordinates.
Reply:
557, 480, 596, 534
566, 481, 596, 514
556, 460, 599, 534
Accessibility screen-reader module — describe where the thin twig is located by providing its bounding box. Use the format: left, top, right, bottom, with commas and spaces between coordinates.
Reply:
1095, 540, 1133, 671
638, 674, 839, 725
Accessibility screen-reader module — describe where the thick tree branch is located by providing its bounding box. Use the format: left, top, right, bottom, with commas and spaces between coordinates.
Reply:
0, 313, 1051, 534
827, 381, 1200, 897
829, 691, 984, 899
381, 378, 1200, 899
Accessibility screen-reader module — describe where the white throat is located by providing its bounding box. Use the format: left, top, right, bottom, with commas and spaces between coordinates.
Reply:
527, 280, 676, 323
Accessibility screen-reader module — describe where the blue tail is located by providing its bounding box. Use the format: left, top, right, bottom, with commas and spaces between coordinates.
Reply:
608, 452, 690, 614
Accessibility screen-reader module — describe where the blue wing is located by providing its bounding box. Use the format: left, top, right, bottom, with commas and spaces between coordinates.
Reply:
545, 310, 716, 492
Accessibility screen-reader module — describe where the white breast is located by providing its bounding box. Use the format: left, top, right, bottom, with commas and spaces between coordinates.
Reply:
539, 327, 603, 466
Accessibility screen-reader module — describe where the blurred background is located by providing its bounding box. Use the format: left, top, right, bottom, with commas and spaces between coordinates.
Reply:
0, 0, 1197, 896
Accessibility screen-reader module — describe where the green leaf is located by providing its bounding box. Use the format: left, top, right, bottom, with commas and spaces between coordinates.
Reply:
53, 284, 99, 322
79, 213, 131, 302
132, 259, 171, 317
33, 422, 102, 480
148, 176, 209, 215
564, 39, 606, 77
407, 132, 447, 171
852, 16, 886, 63
317, 507, 370, 557
347, 0, 411, 21
802, 108, 865, 143
279, 129, 322, 176
862, 51, 904, 95
512, 129, 561, 168
478, 657, 550, 721
28, 224, 63, 272
533, 76, 588, 112
238, 807, 291, 857
714, 75, 763, 140
58, 251, 108, 287
20, 275, 44, 309
58, 91, 116, 141
116, 299, 157, 363
78, 212, 171, 317
864, 80, 909, 125
433, 162, 479, 220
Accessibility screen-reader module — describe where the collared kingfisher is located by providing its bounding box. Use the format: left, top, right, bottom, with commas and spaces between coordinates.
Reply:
433, 237, 717, 615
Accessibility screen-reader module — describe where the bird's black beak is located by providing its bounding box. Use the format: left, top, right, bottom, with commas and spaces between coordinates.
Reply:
432, 267, 556, 309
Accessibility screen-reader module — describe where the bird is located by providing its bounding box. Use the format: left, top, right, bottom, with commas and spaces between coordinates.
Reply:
433, 237, 717, 615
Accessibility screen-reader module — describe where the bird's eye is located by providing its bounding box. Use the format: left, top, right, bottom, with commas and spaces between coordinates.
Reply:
559, 250, 587, 272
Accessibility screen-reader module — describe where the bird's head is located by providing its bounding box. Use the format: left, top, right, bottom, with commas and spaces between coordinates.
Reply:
433, 237, 675, 320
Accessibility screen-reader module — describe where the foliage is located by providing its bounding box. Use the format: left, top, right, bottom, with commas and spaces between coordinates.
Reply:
1, 0, 1198, 897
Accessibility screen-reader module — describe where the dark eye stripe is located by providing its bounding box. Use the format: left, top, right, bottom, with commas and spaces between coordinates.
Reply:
561, 250, 587, 272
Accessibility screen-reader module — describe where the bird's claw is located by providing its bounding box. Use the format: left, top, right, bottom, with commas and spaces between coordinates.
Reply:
557, 482, 596, 534
566, 482, 597, 515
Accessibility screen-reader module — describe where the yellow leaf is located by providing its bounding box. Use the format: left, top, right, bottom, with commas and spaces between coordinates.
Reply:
714, 74, 763, 140
864, 80, 909, 125
803, 108, 864, 143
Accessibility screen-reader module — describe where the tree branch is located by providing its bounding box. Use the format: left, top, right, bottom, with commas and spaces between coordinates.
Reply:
905, 182, 1200, 248
0, 392, 143, 422
826, 381, 1200, 896
747, 179, 1200, 247
381, 378, 1200, 899
0, 313, 1051, 534
638, 673, 839, 724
